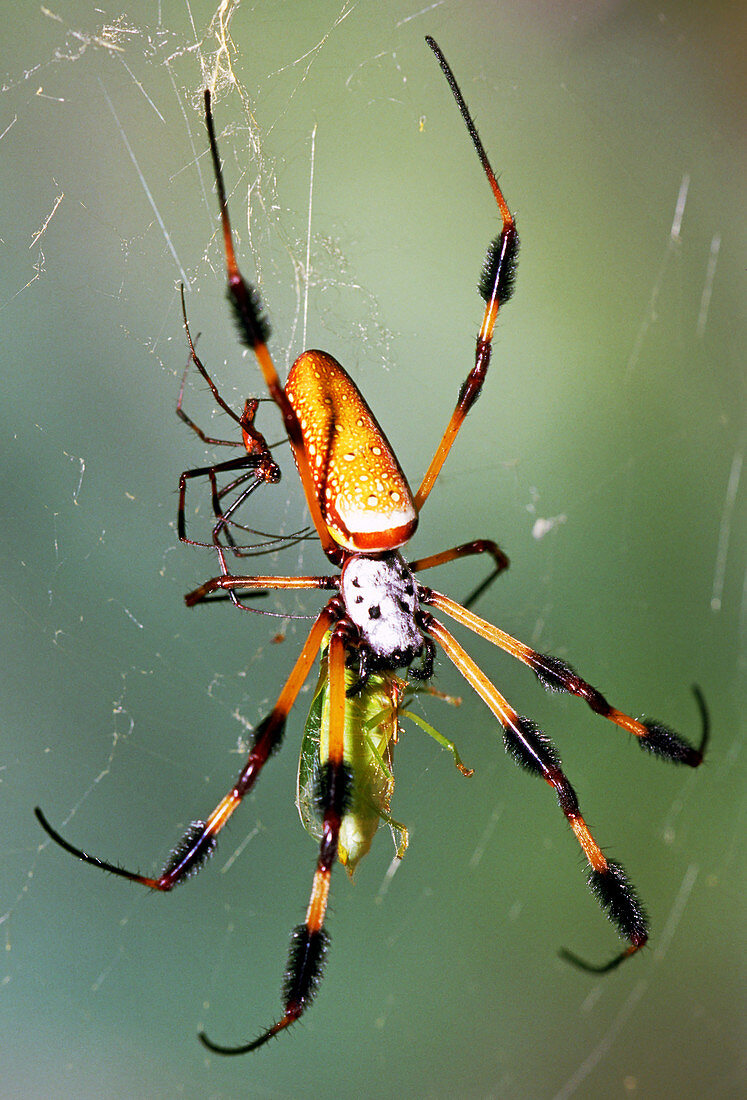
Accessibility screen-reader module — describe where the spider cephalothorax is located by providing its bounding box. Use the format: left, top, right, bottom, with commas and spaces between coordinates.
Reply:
340, 552, 429, 671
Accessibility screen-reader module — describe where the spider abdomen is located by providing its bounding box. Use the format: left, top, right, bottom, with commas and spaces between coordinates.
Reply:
285, 350, 418, 553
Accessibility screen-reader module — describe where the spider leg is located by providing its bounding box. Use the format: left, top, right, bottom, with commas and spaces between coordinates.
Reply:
200, 628, 352, 1054
179, 451, 308, 556
408, 538, 509, 578
424, 615, 648, 970
213, 472, 308, 555
35, 606, 336, 891
210, 468, 272, 551
178, 287, 287, 553
425, 591, 709, 764
207, 461, 287, 553
409, 538, 510, 610
178, 282, 245, 432
203, 90, 341, 564
178, 454, 278, 548
191, 543, 339, 617
184, 568, 337, 608
415, 39, 519, 511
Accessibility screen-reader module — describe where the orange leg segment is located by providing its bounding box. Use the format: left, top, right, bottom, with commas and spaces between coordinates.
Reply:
185, 571, 337, 607
408, 538, 509, 578
176, 284, 285, 553
415, 40, 519, 512
425, 590, 708, 765
409, 538, 510, 609
35, 606, 336, 892
425, 614, 648, 971
202, 90, 341, 564
200, 629, 353, 1054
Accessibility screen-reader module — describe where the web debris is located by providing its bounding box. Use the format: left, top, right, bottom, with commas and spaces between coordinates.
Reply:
29, 189, 65, 249
625, 174, 689, 374
710, 429, 745, 612
696, 233, 721, 338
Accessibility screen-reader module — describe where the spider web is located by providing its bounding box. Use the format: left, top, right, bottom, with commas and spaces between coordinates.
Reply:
1, 3, 744, 1099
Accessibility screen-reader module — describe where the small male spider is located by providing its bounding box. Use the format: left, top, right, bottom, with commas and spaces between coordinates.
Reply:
36, 37, 708, 1055
173, 303, 311, 562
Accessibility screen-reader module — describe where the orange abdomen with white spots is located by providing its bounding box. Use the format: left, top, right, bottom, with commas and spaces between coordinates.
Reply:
285, 350, 418, 553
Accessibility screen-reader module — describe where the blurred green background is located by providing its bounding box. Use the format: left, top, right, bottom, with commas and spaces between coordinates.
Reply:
1, 2, 743, 1098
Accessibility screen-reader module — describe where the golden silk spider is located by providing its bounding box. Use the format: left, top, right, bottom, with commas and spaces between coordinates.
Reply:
35, 36, 708, 1055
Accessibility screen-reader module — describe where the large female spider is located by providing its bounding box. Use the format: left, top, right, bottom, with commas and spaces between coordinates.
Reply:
36, 37, 708, 1054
